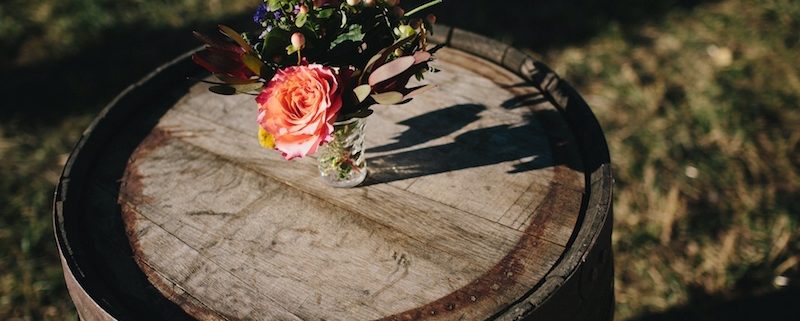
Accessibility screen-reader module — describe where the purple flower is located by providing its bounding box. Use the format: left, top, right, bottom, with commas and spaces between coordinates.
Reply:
273, 10, 284, 19
293, 5, 301, 14
253, 3, 269, 24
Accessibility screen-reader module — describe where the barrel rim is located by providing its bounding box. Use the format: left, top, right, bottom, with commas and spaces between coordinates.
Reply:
53, 48, 202, 321
54, 25, 613, 320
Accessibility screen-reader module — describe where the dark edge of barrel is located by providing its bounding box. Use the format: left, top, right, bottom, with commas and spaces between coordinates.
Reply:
53, 48, 205, 321
54, 24, 613, 321
438, 25, 614, 320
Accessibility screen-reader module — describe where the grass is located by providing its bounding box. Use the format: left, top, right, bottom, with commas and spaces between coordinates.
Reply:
541, 1, 800, 318
0, 1, 256, 320
0, 0, 797, 320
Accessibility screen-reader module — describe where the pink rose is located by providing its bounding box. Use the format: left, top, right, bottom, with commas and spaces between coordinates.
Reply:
257, 64, 343, 160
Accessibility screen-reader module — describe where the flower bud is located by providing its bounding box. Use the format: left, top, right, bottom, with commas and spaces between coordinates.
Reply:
346, 0, 362, 6
392, 6, 405, 17
385, 0, 399, 6
291, 32, 306, 49
299, 4, 309, 14
364, 0, 376, 7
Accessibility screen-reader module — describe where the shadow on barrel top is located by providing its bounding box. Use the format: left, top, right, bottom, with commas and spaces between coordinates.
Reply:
363, 101, 580, 186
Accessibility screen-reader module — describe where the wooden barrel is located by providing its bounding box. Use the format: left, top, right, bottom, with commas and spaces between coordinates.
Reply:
54, 25, 613, 321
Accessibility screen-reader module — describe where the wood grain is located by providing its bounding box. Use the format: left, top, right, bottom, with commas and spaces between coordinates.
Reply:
116, 47, 587, 321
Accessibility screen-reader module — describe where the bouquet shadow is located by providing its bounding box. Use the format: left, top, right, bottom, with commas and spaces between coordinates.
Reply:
363, 102, 577, 186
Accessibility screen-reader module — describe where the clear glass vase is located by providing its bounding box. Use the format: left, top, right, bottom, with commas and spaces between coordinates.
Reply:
317, 117, 368, 188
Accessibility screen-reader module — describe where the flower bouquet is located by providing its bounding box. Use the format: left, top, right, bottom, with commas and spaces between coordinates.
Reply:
192, 0, 442, 187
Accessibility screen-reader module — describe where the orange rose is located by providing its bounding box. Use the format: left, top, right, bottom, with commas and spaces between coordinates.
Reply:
257, 64, 343, 160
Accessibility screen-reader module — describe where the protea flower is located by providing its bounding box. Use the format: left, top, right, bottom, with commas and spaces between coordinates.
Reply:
192, 25, 265, 85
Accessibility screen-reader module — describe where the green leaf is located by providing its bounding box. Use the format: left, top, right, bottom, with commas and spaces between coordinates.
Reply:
286, 44, 299, 55
295, 12, 308, 28
360, 35, 417, 84
209, 82, 264, 95
260, 27, 290, 58
353, 84, 372, 103
242, 54, 264, 75
330, 24, 364, 50
371, 92, 405, 105
366, 35, 415, 69
340, 108, 374, 120
219, 25, 252, 53
232, 82, 265, 93
209, 85, 237, 95
368, 56, 415, 86
340, 10, 348, 28
317, 8, 334, 18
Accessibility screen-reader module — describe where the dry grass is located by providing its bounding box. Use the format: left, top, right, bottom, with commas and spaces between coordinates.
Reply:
543, 0, 800, 318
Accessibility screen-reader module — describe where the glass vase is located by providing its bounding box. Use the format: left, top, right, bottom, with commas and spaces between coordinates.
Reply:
317, 117, 368, 188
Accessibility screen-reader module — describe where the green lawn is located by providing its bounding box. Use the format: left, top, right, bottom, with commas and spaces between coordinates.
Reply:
1, 0, 797, 320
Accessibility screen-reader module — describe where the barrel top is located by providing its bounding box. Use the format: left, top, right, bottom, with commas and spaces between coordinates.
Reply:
56, 26, 613, 321
111, 46, 585, 321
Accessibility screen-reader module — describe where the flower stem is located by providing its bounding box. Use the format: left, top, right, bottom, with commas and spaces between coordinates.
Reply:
404, 0, 442, 17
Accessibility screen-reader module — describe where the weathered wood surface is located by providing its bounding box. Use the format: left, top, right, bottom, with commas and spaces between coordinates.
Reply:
116, 45, 584, 321
55, 25, 613, 321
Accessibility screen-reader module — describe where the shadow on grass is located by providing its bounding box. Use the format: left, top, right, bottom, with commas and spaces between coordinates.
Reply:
0, 12, 252, 126
632, 286, 800, 321
431, 0, 716, 50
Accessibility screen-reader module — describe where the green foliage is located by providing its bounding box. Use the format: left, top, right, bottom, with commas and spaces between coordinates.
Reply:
245, 0, 438, 74
258, 27, 292, 60
0, 0, 254, 66
329, 24, 365, 49
210, 0, 439, 118
0, 119, 89, 320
